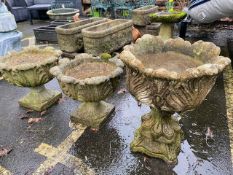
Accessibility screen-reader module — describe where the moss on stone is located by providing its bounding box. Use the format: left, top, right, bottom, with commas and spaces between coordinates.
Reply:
149, 11, 187, 23
100, 53, 112, 61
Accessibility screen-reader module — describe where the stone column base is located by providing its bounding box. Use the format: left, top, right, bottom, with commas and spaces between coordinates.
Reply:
70, 101, 115, 129
130, 108, 183, 163
18, 85, 62, 112
159, 23, 174, 40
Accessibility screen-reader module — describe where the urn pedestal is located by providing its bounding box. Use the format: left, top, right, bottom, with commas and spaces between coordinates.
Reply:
18, 85, 61, 111
120, 34, 231, 163
70, 101, 114, 129
131, 108, 183, 163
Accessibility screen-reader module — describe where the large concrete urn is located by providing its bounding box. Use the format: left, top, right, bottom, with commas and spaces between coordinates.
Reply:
50, 53, 124, 129
0, 47, 62, 111
120, 34, 231, 163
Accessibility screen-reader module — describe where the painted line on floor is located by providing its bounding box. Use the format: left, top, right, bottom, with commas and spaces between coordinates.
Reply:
33, 124, 95, 175
223, 65, 233, 166
0, 165, 12, 175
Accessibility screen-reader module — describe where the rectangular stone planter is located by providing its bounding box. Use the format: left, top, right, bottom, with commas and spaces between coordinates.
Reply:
136, 23, 160, 36
82, 19, 133, 56
55, 17, 108, 53
132, 5, 158, 26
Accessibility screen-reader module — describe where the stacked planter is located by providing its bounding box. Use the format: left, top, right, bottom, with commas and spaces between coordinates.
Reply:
132, 5, 160, 36
55, 17, 109, 53
82, 19, 133, 56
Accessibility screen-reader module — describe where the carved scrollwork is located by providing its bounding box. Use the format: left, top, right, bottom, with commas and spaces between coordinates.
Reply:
126, 65, 217, 112
59, 79, 114, 102
2, 62, 57, 87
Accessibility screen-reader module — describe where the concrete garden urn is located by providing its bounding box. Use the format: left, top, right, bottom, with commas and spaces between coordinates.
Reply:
50, 53, 124, 129
0, 47, 62, 111
120, 34, 231, 163
149, 11, 186, 40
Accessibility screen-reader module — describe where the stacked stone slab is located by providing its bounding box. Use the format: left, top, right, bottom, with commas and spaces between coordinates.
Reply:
0, 2, 22, 56
132, 5, 160, 36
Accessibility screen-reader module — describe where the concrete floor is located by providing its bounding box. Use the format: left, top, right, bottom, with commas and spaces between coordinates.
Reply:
0, 21, 233, 175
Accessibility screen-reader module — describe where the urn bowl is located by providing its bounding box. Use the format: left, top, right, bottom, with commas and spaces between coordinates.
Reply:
50, 53, 124, 102
0, 46, 61, 87
120, 34, 231, 112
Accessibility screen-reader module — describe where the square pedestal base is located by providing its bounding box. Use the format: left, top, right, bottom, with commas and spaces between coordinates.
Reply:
70, 101, 115, 129
19, 88, 62, 112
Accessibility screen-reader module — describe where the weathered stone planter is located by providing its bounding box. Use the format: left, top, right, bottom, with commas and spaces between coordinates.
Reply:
136, 23, 160, 36
120, 34, 231, 163
82, 19, 133, 56
55, 18, 108, 53
149, 11, 186, 40
0, 47, 62, 111
50, 53, 124, 129
132, 5, 158, 26
47, 8, 79, 21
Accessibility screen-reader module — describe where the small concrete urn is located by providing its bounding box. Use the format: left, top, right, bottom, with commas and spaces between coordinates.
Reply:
120, 34, 231, 163
50, 53, 124, 129
149, 11, 186, 40
0, 47, 62, 111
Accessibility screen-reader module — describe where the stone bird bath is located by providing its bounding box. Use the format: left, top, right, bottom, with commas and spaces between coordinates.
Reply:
120, 34, 231, 163
149, 11, 186, 40
50, 53, 124, 129
0, 47, 62, 111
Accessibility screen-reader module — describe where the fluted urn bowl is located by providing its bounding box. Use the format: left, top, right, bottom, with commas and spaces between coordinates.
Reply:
50, 53, 124, 129
120, 34, 231, 163
0, 46, 62, 111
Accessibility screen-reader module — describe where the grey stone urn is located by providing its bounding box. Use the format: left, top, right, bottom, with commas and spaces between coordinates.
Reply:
0, 47, 62, 111
120, 34, 231, 163
82, 19, 133, 56
47, 8, 79, 21
50, 53, 124, 129
132, 5, 158, 26
55, 17, 109, 53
